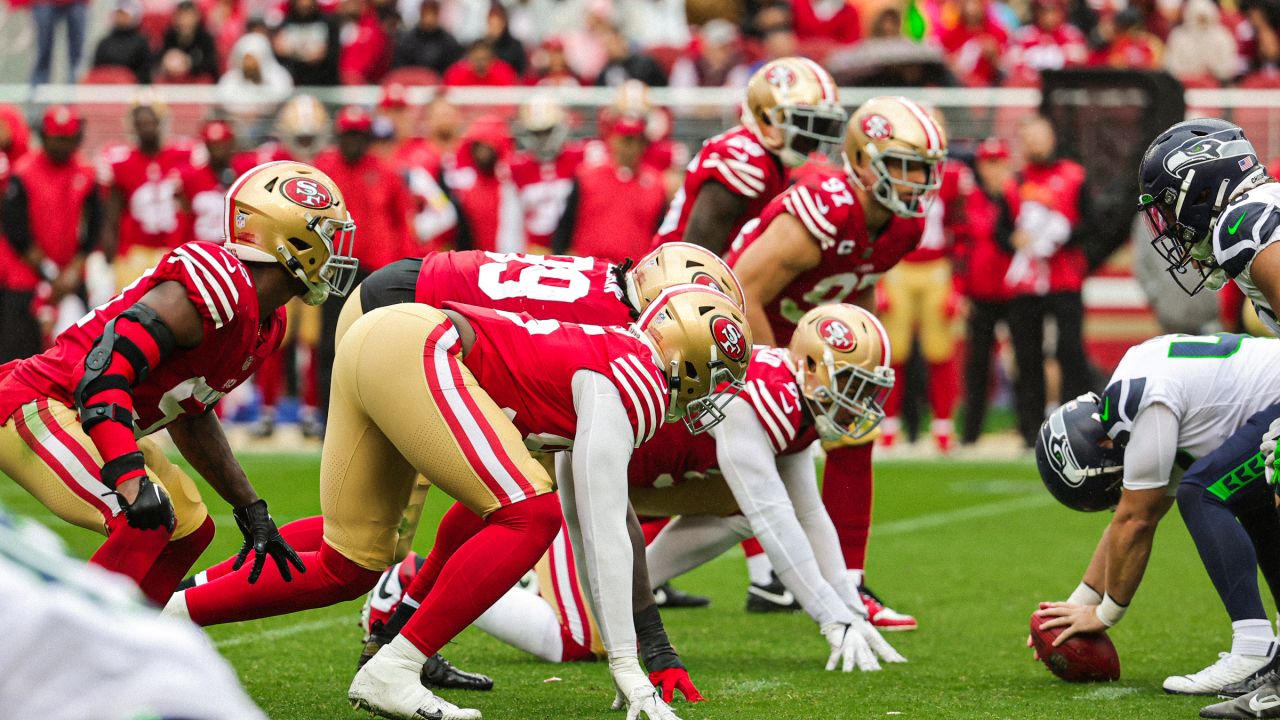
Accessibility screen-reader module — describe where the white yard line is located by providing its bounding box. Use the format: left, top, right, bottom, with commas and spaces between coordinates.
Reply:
874, 494, 1056, 538
215, 616, 350, 649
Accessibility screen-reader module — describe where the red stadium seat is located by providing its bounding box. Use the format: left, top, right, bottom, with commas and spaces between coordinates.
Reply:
81, 65, 141, 85
382, 66, 441, 87
794, 37, 846, 64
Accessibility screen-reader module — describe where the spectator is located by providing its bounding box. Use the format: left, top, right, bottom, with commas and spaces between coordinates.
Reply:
1000, 116, 1092, 447
755, 25, 799, 67
443, 39, 519, 85
438, 115, 522, 253
1165, 0, 1240, 84
937, 0, 1008, 87
217, 32, 295, 122
338, 0, 393, 84
0, 106, 97, 362
485, 4, 528, 77
957, 138, 1016, 446
527, 37, 583, 85
91, 0, 153, 83
791, 0, 860, 43
1242, 0, 1280, 73
156, 1, 219, 82
272, 0, 341, 86
392, 0, 462, 75
554, 113, 665, 263
312, 105, 413, 422
30, 0, 89, 86
669, 18, 752, 88
617, 0, 691, 49
510, 95, 585, 252
204, 0, 247, 73
1090, 7, 1162, 69
423, 94, 464, 157
1004, 0, 1087, 84
179, 119, 238, 244
595, 22, 667, 86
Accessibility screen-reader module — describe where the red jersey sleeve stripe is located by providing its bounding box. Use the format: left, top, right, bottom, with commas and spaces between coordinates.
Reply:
623, 354, 666, 442
794, 186, 838, 238
753, 379, 797, 444
186, 243, 242, 304
610, 361, 650, 447
723, 159, 768, 194
744, 382, 787, 453
784, 193, 834, 248
172, 247, 236, 324
169, 253, 228, 328
708, 158, 764, 198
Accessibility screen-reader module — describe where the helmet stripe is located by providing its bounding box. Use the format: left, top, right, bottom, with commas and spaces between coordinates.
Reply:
854, 305, 893, 367
796, 57, 837, 104
896, 97, 942, 153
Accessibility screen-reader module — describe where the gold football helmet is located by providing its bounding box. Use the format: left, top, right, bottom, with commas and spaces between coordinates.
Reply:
789, 304, 894, 442
517, 93, 569, 161
742, 57, 846, 168
276, 95, 331, 160
626, 242, 745, 314
844, 95, 948, 218
635, 284, 752, 434
224, 161, 359, 306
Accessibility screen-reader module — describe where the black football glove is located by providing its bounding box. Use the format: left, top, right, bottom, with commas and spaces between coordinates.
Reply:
232, 499, 306, 583
115, 475, 176, 532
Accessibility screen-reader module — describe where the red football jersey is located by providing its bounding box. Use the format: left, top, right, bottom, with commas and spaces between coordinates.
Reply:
627, 346, 815, 488
181, 162, 238, 244
509, 143, 585, 251
653, 125, 786, 247
0, 241, 286, 434
725, 167, 925, 346
98, 144, 193, 254
445, 303, 667, 451
415, 250, 632, 326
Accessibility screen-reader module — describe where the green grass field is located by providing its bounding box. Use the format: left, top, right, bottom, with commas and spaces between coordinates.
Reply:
1, 452, 1261, 719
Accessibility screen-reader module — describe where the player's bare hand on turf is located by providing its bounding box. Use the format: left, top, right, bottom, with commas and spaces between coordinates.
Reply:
612, 687, 682, 720
1036, 602, 1106, 646
649, 668, 704, 703
115, 475, 176, 532
232, 499, 305, 583
1261, 417, 1280, 484
822, 621, 882, 672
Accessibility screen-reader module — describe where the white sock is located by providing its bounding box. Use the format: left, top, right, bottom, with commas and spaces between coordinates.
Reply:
1231, 619, 1276, 657
932, 418, 954, 437
746, 552, 773, 586
474, 587, 565, 663
847, 568, 865, 588
161, 590, 190, 620
385, 634, 429, 667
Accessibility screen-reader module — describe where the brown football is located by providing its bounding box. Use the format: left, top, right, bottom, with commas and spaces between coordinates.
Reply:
1029, 611, 1121, 683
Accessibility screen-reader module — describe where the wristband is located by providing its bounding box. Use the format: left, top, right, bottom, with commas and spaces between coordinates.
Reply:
1095, 594, 1128, 628
1067, 581, 1103, 606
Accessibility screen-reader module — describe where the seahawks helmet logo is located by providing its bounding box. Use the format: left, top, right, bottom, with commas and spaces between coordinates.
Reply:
1045, 411, 1085, 487
1163, 131, 1255, 176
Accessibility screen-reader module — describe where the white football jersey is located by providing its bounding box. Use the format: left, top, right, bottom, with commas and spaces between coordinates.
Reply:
1100, 333, 1280, 463
1211, 181, 1280, 334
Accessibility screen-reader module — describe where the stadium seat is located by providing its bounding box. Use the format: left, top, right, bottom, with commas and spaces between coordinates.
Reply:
382, 67, 442, 88
81, 66, 140, 85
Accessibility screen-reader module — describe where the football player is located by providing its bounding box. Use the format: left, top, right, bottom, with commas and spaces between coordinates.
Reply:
180, 119, 240, 244
724, 96, 947, 627
166, 279, 751, 720
0, 160, 354, 604
1033, 333, 1280, 697
654, 57, 846, 254
510, 94, 586, 253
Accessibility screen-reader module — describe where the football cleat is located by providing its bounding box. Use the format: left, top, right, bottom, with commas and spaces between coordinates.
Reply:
860, 586, 918, 632
358, 621, 392, 670
746, 572, 801, 613
1201, 678, 1280, 718
1220, 655, 1280, 699
421, 653, 494, 692
1166, 653, 1276, 696
653, 582, 710, 609
350, 646, 482, 720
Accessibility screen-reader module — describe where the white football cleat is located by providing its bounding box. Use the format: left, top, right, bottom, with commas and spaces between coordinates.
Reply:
1165, 652, 1275, 696
349, 647, 482, 719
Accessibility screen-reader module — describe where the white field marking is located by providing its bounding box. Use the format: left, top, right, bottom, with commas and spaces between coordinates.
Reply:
1073, 686, 1139, 701
874, 494, 1056, 538
214, 616, 348, 649
718, 679, 786, 695
950, 480, 1044, 496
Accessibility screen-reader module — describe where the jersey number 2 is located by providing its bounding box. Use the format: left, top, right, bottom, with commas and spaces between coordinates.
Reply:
1167, 333, 1246, 359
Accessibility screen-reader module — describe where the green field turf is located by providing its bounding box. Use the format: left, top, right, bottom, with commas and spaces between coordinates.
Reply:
0, 452, 1262, 720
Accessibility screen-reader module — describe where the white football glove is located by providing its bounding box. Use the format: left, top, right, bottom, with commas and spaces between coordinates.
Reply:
611, 687, 682, 720
1262, 417, 1280, 485
822, 618, 906, 672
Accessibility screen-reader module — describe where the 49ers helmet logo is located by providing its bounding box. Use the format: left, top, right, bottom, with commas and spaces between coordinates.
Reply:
861, 114, 893, 141
711, 315, 747, 362
766, 65, 797, 90
818, 317, 856, 352
281, 177, 334, 209
690, 271, 724, 293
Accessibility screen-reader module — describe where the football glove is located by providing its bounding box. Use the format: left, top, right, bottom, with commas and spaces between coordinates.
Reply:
611, 687, 682, 720
649, 668, 704, 704
822, 618, 905, 672
116, 475, 176, 532
1262, 417, 1280, 484
232, 499, 306, 583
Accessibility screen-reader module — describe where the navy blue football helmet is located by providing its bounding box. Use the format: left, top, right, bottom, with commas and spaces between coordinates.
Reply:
1138, 118, 1265, 295
1035, 393, 1125, 513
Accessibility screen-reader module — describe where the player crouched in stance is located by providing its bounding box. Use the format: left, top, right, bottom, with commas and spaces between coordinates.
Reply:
0, 160, 348, 604
1032, 334, 1280, 705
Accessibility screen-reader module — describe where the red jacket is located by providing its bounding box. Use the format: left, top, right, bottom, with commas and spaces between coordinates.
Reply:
955, 181, 1013, 302
311, 149, 412, 272
791, 0, 860, 43
0, 152, 97, 292
1004, 158, 1088, 295
566, 160, 666, 264
443, 59, 519, 86
938, 18, 1009, 86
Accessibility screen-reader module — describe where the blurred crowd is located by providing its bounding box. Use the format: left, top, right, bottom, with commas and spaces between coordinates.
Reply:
16, 0, 1280, 92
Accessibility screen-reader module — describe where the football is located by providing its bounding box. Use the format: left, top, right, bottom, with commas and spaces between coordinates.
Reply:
1029, 611, 1121, 683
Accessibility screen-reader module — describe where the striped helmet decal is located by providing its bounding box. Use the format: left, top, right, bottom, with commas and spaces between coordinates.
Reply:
894, 96, 943, 153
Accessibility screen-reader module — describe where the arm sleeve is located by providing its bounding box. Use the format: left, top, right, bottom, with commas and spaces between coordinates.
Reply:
1121, 402, 1180, 493
562, 369, 641, 659
776, 447, 865, 613
3, 176, 33, 255
711, 398, 854, 626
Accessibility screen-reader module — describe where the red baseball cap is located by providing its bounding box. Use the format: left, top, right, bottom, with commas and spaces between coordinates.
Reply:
201, 119, 235, 144
611, 114, 647, 137
42, 105, 82, 137
975, 137, 1010, 161
335, 105, 373, 134
379, 83, 409, 110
